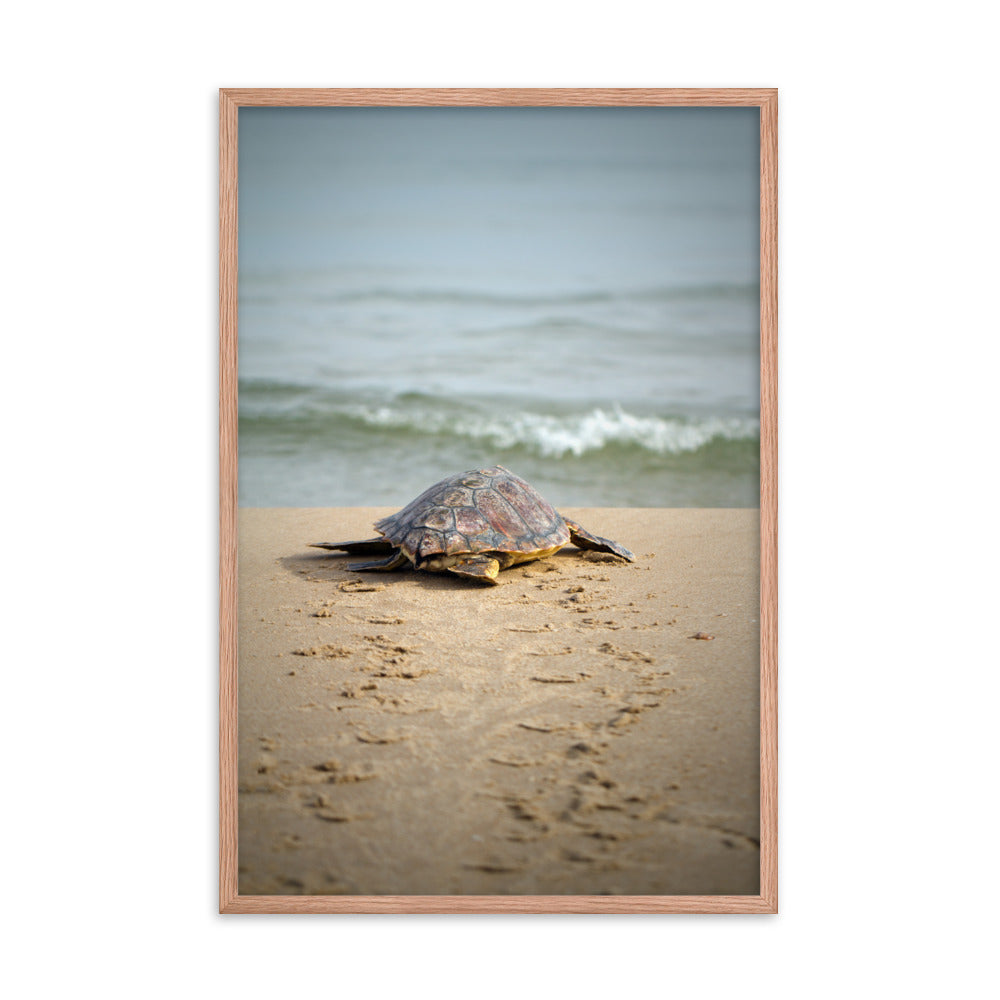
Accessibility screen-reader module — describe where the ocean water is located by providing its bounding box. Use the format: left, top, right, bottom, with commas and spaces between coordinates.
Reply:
238, 107, 760, 508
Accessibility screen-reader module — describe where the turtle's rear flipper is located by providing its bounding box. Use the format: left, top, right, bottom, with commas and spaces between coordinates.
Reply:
446, 555, 501, 585
310, 537, 394, 555
347, 549, 409, 572
563, 517, 635, 562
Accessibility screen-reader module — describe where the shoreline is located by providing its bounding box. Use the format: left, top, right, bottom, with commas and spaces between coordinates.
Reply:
237, 507, 760, 896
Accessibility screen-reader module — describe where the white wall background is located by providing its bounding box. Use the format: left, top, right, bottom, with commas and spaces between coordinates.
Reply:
4, 2, 997, 996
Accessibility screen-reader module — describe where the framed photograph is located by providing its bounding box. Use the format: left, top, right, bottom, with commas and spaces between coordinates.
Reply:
220, 88, 777, 913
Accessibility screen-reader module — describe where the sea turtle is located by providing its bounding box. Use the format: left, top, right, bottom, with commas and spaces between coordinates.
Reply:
310, 465, 634, 585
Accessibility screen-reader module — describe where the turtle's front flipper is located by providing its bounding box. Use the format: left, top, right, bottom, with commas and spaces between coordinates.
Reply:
446, 555, 501, 585
310, 537, 394, 555
348, 549, 409, 572
563, 517, 635, 562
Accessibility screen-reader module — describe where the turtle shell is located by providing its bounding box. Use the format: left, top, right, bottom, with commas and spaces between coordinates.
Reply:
374, 466, 570, 565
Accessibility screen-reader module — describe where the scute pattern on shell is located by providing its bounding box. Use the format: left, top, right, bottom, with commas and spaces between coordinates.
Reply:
374, 466, 570, 563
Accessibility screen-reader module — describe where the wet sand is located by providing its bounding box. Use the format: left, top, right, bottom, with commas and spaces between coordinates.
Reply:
237, 507, 760, 896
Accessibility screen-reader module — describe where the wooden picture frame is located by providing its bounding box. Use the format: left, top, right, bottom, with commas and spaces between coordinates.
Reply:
220, 88, 777, 913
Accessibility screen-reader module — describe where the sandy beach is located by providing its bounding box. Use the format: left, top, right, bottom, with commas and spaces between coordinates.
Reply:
237, 507, 760, 896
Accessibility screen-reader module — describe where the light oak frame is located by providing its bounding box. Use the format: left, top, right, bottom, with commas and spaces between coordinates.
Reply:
220, 88, 777, 914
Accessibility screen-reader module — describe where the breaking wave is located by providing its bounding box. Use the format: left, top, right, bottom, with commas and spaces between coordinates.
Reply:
331, 402, 757, 459
241, 392, 760, 459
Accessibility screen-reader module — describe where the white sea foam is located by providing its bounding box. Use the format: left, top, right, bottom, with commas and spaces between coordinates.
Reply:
351, 404, 758, 459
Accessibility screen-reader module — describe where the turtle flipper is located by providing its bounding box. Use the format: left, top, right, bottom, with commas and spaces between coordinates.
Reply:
446, 555, 501, 585
347, 549, 409, 572
310, 537, 394, 555
563, 517, 635, 562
